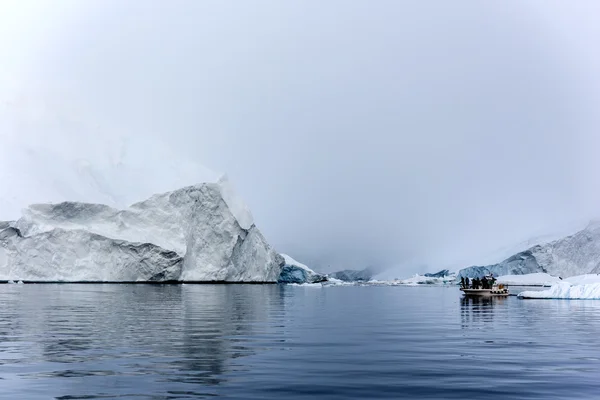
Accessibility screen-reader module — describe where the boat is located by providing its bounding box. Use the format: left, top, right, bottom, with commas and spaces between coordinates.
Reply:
460, 284, 509, 296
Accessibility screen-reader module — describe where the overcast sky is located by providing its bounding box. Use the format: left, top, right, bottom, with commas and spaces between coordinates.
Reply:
1, 1, 600, 274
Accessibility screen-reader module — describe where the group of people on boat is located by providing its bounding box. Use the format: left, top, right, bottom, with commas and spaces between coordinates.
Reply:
460, 275, 496, 289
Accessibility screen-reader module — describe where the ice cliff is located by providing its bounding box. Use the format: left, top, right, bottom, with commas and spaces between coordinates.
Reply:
0, 177, 284, 282
458, 221, 600, 279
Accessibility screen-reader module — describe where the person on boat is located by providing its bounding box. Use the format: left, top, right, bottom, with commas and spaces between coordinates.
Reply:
465, 277, 470, 289
460, 277, 465, 288
481, 276, 488, 289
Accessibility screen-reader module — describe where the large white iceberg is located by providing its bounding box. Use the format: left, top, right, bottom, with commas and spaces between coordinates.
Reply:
0, 178, 284, 282
518, 282, 600, 299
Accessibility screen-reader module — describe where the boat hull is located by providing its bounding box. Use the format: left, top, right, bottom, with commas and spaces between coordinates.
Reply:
460, 288, 509, 296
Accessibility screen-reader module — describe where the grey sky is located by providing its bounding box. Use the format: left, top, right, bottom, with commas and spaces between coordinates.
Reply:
1, 1, 600, 274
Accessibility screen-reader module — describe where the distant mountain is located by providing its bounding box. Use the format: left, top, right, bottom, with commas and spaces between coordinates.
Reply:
330, 268, 374, 282
458, 221, 600, 278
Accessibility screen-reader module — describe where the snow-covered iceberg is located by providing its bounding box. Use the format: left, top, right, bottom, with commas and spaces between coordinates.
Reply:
278, 254, 327, 284
518, 282, 600, 300
458, 221, 600, 279
0, 178, 284, 282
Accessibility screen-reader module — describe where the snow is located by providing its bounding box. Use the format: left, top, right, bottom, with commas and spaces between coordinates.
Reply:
496, 273, 562, 286
518, 282, 600, 299
0, 182, 283, 282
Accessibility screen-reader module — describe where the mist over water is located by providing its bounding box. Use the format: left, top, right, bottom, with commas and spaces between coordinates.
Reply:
2, 1, 600, 274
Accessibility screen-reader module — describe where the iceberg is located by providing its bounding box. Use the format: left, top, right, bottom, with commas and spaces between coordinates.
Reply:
278, 254, 327, 284
518, 282, 600, 299
0, 178, 284, 282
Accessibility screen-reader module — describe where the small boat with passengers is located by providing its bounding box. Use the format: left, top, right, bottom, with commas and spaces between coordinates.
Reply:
459, 275, 509, 296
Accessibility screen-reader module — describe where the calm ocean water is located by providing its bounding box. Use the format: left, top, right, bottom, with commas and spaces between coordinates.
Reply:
1, 284, 600, 399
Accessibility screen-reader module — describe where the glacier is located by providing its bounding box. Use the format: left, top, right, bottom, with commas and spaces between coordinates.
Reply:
0, 177, 284, 282
458, 221, 600, 279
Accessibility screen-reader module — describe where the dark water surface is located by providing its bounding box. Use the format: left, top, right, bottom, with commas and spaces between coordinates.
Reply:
1, 284, 600, 399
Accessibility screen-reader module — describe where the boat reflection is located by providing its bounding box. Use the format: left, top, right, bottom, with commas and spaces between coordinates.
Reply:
460, 294, 507, 328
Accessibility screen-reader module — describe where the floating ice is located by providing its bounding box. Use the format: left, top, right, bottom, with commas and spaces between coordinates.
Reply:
519, 282, 600, 299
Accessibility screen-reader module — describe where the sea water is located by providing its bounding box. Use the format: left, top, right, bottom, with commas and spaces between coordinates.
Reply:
1, 284, 599, 399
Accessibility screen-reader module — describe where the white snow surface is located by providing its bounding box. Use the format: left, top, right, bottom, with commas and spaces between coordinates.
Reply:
518, 282, 600, 299
496, 273, 562, 286
0, 181, 283, 282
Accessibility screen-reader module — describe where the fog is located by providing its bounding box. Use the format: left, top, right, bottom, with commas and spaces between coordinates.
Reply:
1, 1, 600, 274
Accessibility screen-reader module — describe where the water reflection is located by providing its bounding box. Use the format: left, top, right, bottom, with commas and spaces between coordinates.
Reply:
0, 284, 285, 399
460, 295, 507, 328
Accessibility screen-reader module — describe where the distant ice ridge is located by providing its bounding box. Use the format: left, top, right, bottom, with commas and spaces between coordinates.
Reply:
458, 221, 600, 279
0, 178, 284, 282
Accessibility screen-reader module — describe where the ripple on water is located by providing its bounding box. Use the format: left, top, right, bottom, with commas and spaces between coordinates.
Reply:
1, 284, 600, 399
